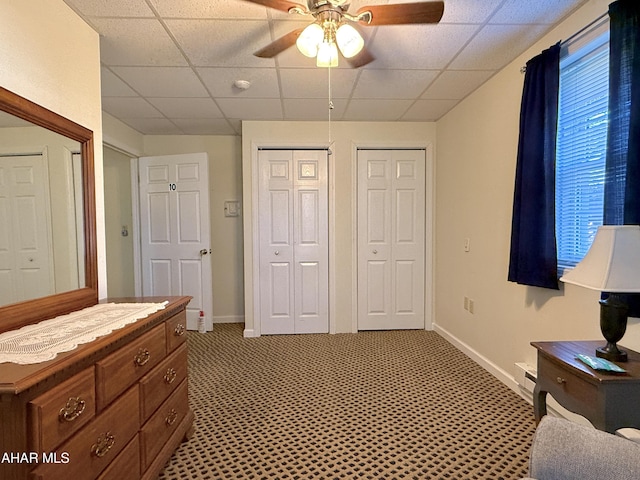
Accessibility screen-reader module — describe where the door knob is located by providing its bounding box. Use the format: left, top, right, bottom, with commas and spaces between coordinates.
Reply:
274, 251, 280, 256
200, 249, 209, 256
373, 250, 378, 254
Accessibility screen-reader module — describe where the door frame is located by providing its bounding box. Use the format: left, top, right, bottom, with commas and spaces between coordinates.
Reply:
249, 141, 335, 337
352, 141, 435, 332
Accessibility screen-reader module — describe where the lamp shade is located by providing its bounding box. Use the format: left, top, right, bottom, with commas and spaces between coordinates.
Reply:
316, 41, 338, 67
336, 24, 364, 58
560, 225, 640, 292
296, 23, 324, 58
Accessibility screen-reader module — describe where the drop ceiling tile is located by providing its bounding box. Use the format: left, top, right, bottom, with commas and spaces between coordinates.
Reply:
280, 69, 359, 99
147, 97, 224, 118
343, 99, 413, 121
490, 0, 589, 24
64, 0, 153, 17
101, 68, 138, 96
92, 18, 188, 66
283, 98, 347, 121
440, 0, 504, 24
367, 24, 480, 70
166, 19, 274, 67
226, 119, 243, 134
110, 66, 209, 97
421, 70, 495, 100
198, 67, 280, 98
120, 118, 183, 135
216, 98, 283, 120
102, 97, 164, 118
352, 69, 439, 99
171, 118, 237, 135
401, 99, 459, 121
449, 23, 551, 70
150, 0, 268, 19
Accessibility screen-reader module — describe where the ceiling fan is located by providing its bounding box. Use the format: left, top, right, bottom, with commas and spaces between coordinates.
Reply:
245, 0, 445, 68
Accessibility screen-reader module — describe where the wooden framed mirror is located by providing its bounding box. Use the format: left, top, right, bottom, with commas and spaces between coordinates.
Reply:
0, 86, 97, 334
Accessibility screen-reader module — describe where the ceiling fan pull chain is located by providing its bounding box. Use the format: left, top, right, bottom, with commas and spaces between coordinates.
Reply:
328, 65, 333, 155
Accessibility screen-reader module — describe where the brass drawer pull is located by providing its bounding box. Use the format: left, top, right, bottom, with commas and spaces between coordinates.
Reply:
91, 432, 115, 458
556, 377, 566, 384
165, 408, 178, 426
134, 348, 151, 366
174, 323, 186, 337
164, 368, 177, 385
58, 396, 86, 422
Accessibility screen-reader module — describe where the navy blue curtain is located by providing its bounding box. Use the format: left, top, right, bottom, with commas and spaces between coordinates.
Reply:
508, 44, 561, 289
603, 0, 640, 313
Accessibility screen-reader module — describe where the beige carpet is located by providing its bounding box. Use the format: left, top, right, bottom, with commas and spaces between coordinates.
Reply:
159, 324, 535, 479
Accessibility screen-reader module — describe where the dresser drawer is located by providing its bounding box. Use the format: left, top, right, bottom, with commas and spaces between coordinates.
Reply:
140, 380, 189, 471
538, 355, 599, 414
96, 434, 140, 480
139, 343, 188, 422
31, 386, 140, 480
28, 367, 96, 453
166, 310, 187, 352
96, 324, 166, 410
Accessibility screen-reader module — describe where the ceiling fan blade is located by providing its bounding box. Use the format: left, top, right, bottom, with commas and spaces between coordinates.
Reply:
241, 0, 302, 13
254, 28, 304, 58
357, 1, 444, 26
347, 47, 375, 68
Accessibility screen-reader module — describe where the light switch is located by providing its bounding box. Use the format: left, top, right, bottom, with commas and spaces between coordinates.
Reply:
224, 200, 240, 217
464, 238, 470, 252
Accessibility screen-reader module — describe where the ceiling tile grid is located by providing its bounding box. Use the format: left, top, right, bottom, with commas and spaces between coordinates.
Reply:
63, 0, 591, 135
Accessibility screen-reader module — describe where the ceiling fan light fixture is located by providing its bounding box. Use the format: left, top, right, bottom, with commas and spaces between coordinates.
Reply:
335, 23, 364, 58
296, 22, 324, 57
316, 40, 339, 67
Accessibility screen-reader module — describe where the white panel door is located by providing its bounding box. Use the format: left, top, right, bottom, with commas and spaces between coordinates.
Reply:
258, 150, 328, 334
358, 149, 425, 330
139, 153, 213, 331
0, 155, 53, 305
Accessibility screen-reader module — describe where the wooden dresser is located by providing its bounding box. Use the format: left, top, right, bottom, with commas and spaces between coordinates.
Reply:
0, 296, 194, 480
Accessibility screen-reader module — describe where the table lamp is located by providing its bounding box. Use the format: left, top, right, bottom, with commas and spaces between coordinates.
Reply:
560, 225, 640, 362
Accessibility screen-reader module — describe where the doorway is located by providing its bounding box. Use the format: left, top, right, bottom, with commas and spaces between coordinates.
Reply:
138, 152, 213, 331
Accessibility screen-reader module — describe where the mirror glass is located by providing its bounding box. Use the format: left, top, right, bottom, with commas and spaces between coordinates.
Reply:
0, 110, 85, 307
0, 86, 97, 334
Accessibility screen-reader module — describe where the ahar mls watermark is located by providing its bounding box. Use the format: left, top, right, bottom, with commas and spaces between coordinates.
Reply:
1, 452, 70, 464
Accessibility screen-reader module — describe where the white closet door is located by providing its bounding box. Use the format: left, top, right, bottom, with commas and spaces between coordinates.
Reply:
358, 149, 425, 330
258, 150, 328, 334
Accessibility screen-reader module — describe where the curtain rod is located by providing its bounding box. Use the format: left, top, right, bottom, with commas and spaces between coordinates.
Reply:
520, 11, 609, 74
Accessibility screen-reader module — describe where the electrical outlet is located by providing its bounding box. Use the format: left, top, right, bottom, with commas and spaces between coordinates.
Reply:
464, 296, 469, 311
469, 299, 475, 314
464, 238, 470, 252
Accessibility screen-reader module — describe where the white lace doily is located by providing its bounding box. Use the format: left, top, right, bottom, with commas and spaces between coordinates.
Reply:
0, 302, 168, 365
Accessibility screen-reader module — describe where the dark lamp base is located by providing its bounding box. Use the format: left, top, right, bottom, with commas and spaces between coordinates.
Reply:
598, 294, 629, 362
596, 345, 628, 362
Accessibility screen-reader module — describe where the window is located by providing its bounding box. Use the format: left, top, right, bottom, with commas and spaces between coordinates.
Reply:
555, 32, 610, 272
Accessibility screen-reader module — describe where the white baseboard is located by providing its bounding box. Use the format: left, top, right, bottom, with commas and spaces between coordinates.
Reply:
213, 315, 244, 324
243, 328, 258, 338
433, 323, 524, 398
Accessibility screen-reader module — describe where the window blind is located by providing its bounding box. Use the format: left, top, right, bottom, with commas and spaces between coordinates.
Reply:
555, 35, 609, 272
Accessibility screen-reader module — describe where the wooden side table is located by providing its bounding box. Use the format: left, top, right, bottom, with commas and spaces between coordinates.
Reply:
532, 341, 640, 433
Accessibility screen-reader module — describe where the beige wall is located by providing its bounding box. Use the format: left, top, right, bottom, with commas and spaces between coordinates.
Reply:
242, 121, 436, 335
104, 147, 135, 297
434, 0, 629, 388
0, 0, 105, 296
143, 135, 244, 322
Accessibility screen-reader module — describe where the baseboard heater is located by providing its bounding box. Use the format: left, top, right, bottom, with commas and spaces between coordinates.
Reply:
515, 362, 537, 394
